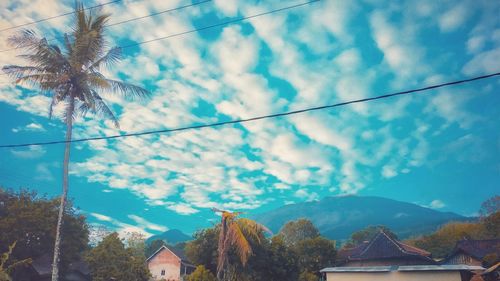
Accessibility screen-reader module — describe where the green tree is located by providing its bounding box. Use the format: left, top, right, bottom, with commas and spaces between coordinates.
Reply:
125, 232, 147, 259
278, 219, 320, 246
85, 232, 150, 281
0, 188, 88, 279
265, 235, 299, 281
479, 195, 500, 218
294, 237, 336, 276
407, 222, 487, 258
298, 271, 318, 281
2, 3, 150, 280
213, 209, 269, 281
345, 225, 397, 247
145, 239, 166, 258
186, 265, 217, 281
0, 242, 31, 281
185, 228, 219, 274
482, 211, 500, 237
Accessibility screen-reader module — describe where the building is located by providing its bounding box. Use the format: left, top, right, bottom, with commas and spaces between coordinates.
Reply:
322, 231, 484, 281
321, 264, 484, 281
336, 231, 435, 266
443, 239, 500, 266
147, 245, 195, 281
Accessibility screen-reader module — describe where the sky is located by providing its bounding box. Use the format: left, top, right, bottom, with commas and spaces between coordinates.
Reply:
0, 0, 499, 237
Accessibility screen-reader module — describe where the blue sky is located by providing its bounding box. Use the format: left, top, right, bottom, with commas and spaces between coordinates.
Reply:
0, 0, 499, 237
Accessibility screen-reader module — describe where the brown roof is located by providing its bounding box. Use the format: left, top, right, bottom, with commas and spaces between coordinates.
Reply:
450, 239, 500, 260
338, 231, 433, 263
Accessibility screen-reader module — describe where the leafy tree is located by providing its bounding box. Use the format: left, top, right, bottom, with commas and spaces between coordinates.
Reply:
186, 265, 217, 281
265, 236, 299, 281
145, 239, 166, 258
0, 242, 31, 281
294, 237, 336, 276
482, 211, 500, 238
85, 232, 150, 281
278, 219, 320, 246
298, 271, 318, 281
407, 222, 488, 258
125, 232, 147, 259
2, 2, 150, 279
479, 196, 500, 218
213, 209, 269, 281
345, 225, 397, 247
0, 188, 88, 279
185, 228, 219, 274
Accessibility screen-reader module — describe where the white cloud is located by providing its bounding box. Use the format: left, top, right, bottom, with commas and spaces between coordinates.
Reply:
11, 145, 46, 159
462, 48, 500, 75
166, 203, 199, 215
438, 4, 468, 32
381, 165, 397, 178
128, 215, 168, 232
429, 199, 446, 209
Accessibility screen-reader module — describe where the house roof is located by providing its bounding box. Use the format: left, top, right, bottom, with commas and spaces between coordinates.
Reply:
449, 239, 500, 260
321, 265, 484, 273
146, 245, 192, 265
338, 231, 433, 263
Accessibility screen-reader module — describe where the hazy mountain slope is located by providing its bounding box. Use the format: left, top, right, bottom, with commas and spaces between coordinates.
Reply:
253, 196, 469, 240
147, 229, 192, 244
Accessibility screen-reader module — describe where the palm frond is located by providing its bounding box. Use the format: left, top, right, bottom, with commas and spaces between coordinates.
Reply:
86, 47, 121, 72
236, 218, 271, 243
104, 78, 150, 100
2, 65, 45, 79
7, 29, 40, 51
226, 224, 252, 265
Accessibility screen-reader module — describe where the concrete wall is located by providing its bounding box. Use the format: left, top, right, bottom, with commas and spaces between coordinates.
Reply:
148, 248, 181, 281
326, 271, 462, 281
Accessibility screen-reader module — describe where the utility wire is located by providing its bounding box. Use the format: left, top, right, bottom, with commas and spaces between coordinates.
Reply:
0, 0, 124, 33
0, 0, 212, 53
0, 0, 317, 78
0, 72, 498, 148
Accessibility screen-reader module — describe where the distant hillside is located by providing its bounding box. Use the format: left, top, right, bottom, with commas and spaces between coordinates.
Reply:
147, 229, 192, 245
253, 196, 470, 241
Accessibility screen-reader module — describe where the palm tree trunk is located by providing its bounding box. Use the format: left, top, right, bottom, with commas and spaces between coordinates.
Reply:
51, 96, 75, 281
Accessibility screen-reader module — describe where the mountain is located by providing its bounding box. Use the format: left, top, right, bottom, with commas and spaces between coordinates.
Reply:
147, 229, 192, 245
253, 196, 470, 241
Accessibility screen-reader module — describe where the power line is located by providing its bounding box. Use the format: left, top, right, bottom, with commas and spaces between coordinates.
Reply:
1, 72, 498, 148
0, 0, 124, 33
0, 0, 318, 78
0, 0, 213, 53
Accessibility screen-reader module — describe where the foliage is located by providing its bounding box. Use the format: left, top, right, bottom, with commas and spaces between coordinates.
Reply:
298, 271, 318, 281
294, 237, 336, 276
479, 196, 500, 218
3, 2, 150, 279
185, 218, 334, 281
0, 188, 88, 277
215, 210, 269, 280
278, 219, 320, 246
145, 239, 166, 258
405, 213, 499, 259
125, 232, 147, 259
85, 232, 150, 281
344, 225, 397, 248
185, 228, 219, 274
0, 242, 31, 281
186, 265, 217, 281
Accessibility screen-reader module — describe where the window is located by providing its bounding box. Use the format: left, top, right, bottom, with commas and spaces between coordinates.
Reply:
161, 269, 165, 276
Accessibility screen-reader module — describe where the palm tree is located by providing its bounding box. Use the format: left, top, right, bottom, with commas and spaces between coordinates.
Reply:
2, 4, 150, 281
212, 208, 270, 281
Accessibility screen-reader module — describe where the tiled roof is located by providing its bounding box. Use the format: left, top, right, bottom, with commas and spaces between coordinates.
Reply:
452, 239, 500, 260
338, 231, 433, 262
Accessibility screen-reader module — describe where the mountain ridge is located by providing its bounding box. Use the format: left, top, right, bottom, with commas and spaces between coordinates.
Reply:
252, 195, 470, 240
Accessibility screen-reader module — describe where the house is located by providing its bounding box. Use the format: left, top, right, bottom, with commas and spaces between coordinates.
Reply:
321, 264, 485, 281
322, 231, 484, 281
20, 253, 91, 281
336, 231, 435, 266
443, 239, 500, 266
146, 245, 195, 281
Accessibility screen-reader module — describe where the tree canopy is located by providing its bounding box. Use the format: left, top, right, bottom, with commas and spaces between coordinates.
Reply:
0, 188, 88, 278
85, 232, 150, 281
278, 218, 320, 246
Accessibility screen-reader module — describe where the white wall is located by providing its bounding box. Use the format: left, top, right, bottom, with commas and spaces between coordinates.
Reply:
326, 271, 462, 281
